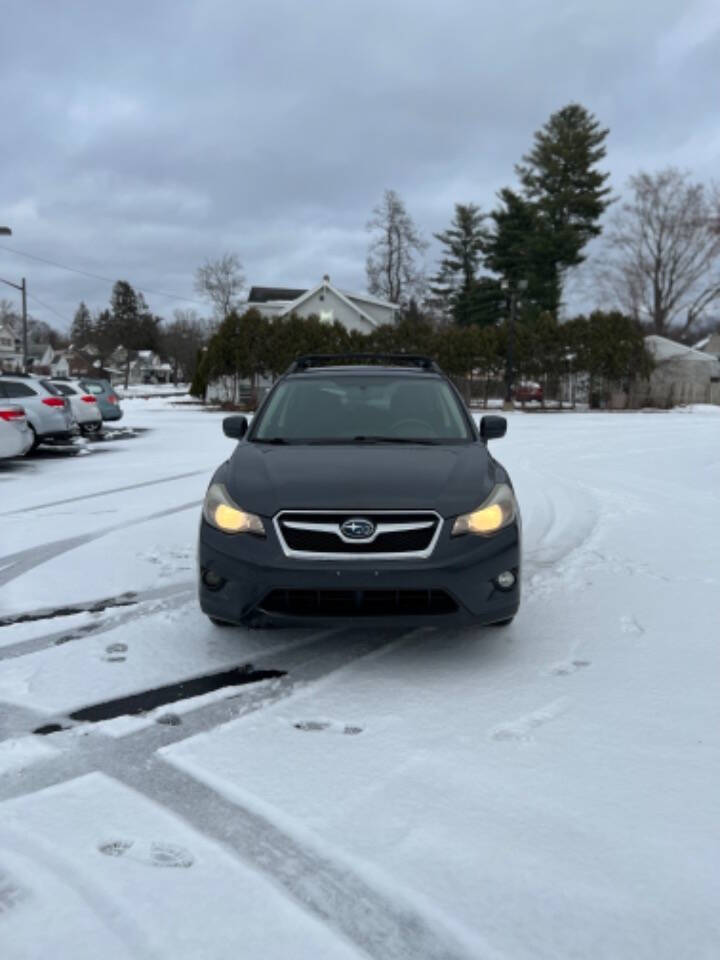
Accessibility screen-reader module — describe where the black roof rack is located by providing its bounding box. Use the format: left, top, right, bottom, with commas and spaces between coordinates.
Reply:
0, 370, 32, 378
289, 354, 440, 373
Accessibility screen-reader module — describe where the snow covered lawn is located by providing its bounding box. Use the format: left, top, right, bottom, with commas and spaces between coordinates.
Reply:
1, 399, 718, 959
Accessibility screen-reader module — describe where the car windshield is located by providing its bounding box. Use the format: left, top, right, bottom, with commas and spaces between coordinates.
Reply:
252, 374, 472, 443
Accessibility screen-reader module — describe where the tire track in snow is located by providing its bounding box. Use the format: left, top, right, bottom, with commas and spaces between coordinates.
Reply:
0, 627, 478, 960
0, 469, 208, 516
0, 500, 200, 587
0, 583, 195, 662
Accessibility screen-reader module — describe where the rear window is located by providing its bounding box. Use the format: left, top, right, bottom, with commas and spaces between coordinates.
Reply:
39, 379, 62, 396
51, 382, 77, 396
81, 382, 104, 395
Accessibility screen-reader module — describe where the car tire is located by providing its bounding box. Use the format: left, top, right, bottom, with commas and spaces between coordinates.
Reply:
81, 422, 102, 436
490, 616, 515, 626
28, 424, 39, 451
208, 616, 234, 627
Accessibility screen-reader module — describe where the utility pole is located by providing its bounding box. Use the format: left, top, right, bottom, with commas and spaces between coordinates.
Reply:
0, 274, 29, 371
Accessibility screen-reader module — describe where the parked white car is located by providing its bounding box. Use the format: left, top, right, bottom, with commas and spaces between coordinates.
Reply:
49, 378, 103, 434
0, 403, 34, 458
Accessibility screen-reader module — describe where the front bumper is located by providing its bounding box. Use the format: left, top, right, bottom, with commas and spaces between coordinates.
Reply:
198, 516, 520, 627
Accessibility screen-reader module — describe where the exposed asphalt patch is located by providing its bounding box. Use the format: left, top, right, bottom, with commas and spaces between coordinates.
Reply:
33, 664, 286, 732
0, 592, 138, 628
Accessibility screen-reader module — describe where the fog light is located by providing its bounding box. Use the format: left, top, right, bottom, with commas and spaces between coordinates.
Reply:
202, 568, 225, 591
495, 570, 516, 590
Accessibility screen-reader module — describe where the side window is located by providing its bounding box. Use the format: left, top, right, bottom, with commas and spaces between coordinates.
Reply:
3, 381, 36, 398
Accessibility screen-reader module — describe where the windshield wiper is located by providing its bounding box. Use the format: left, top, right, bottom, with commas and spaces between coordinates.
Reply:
257, 437, 291, 444
351, 435, 441, 445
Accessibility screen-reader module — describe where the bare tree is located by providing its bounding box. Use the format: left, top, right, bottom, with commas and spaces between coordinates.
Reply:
599, 169, 720, 336
366, 190, 427, 305
194, 252, 245, 320
160, 309, 210, 384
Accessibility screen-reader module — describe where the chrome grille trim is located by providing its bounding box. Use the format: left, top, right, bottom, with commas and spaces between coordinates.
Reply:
273, 510, 443, 560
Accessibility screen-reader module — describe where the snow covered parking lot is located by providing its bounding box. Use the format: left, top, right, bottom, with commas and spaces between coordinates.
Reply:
1, 398, 718, 960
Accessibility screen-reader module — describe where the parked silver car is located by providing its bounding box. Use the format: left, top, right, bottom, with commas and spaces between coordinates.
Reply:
0, 374, 77, 448
0, 403, 34, 458
49, 377, 103, 434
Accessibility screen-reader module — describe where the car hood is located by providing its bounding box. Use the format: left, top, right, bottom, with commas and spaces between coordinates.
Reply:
220, 442, 497, 517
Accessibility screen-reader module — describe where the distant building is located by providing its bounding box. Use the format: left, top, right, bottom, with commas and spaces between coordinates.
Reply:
693, 331, 720, 361
247, 276, 398, 332
0, 321, 22, 371
644, 335, 720, 406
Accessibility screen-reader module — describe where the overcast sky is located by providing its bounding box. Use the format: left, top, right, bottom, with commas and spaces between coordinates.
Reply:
1, 0, 719, 331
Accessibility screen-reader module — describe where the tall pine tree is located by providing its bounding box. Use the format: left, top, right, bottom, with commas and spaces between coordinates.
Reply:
516, 103, 611, 311
432, 204, 498, 325
71, 301, 93, 346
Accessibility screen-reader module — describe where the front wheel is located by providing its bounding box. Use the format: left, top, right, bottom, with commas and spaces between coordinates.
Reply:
208, 616, 234, 627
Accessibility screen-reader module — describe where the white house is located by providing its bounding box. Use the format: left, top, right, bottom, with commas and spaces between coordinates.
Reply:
644, 334, 720, 405
0, 321, 22, 371
247, 276, 398, 332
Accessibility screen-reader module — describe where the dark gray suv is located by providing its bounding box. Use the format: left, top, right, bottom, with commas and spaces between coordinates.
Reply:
199, 354, 521, 628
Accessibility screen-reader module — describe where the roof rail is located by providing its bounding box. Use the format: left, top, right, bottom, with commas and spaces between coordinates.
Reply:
289, 353, 439, 373
0, 370, 32, 378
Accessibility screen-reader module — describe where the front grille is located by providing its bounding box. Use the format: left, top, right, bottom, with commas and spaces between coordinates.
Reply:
275, 511, 441, 559
259, 589, 457, 617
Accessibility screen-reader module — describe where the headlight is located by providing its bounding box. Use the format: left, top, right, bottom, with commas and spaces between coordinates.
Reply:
452, 483, 516, 536
202, 483, 265, 536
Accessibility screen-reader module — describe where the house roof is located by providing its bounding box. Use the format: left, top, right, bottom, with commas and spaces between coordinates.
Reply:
645, 335, 719, 363
27, 342, 51, 358
278, 280, 380, 328
248, 286, 308, 304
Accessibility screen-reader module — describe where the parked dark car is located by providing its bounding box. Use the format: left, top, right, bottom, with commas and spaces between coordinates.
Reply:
199, 355, 521, 628
78, 378, 124, 421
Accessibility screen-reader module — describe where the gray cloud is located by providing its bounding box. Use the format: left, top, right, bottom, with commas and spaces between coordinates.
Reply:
1, 0, 719, 328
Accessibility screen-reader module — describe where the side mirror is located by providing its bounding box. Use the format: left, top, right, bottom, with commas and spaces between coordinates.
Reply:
223, 415, 248, 440
480, 415, 507, 442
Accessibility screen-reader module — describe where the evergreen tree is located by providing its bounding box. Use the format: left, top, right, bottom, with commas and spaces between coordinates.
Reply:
516, 103, 611, 307
432, 204, 486, 322
71, 301, 93, 346
485, 188, 559, 313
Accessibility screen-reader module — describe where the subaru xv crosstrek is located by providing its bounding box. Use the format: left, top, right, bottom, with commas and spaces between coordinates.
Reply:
199, 355, 521, 628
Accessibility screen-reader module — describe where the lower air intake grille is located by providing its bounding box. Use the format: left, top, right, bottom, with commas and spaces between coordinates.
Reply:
258, 589, 457, 617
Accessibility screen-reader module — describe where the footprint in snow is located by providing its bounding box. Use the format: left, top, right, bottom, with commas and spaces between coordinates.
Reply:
549, 659, 590, 676
103, 642, 127, 663
294, 720, 363, 735
620, 615, 645, 636
98, 839, 194, 868
0, 869, 29, 915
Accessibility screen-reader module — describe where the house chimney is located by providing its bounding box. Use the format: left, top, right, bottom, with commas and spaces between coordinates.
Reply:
322, 274, 330, 284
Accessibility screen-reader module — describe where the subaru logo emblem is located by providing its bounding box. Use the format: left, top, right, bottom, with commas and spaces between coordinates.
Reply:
340, 517, 375, 540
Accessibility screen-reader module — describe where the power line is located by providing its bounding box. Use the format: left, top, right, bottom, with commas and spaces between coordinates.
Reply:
26, 291, 74, 328
0, 243, 207, 307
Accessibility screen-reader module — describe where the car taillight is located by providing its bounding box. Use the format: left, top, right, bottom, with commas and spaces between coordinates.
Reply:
108, 394, 118, 404
42, 397, 66, 407
0, 406, 26, 421
81, 395, 97, 403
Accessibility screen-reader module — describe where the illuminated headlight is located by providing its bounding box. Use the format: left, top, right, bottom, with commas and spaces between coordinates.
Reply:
202, 483, 265, 536
452, 483, 517, 537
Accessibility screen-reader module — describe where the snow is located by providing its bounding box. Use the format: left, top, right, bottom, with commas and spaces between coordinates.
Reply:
1, 397, 719, 959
